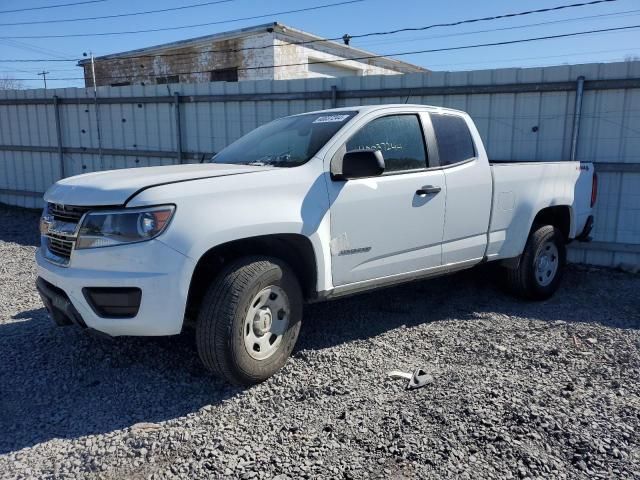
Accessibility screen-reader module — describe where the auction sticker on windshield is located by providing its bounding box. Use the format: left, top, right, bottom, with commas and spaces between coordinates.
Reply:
313, 115, 351, 123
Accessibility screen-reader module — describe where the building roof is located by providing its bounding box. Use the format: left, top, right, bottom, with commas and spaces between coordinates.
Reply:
77, 22, 428, 73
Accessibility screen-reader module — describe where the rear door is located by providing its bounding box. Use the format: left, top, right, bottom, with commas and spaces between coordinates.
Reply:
327, 112, 446, 286
430, 112, 492, 266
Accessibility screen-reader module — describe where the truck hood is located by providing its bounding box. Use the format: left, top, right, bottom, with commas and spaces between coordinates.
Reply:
44, 163, 268, 206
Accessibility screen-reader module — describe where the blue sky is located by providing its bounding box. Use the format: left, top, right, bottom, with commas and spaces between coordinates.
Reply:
1, 0, 639, 89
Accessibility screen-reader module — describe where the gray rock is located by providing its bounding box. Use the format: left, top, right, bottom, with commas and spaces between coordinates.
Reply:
0, 204, 638, 480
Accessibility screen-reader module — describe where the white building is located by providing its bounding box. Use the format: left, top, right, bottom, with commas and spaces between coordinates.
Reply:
79, 22, 428, 87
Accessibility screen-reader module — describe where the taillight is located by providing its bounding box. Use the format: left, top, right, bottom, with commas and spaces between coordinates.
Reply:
591, 172, 598, 207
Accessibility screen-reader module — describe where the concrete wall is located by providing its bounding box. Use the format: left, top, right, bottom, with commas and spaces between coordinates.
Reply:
273, 38, 405, 80
84, 33, 277, 86
85, 32, 416, 87
1, 61, 639, 268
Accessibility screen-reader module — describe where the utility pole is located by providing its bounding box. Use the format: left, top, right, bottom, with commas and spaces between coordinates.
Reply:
37, 70, 49, 89
83, 51, 103, 168
90, 52, 97, 93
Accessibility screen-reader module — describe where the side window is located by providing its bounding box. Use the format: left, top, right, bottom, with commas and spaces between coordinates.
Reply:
210, 67, 238, 82
430, 113, 476, 166
156, 75, 180, 85
346, 115, 427, 172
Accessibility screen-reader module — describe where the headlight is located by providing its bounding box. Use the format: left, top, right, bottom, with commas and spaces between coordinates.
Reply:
76, 205, 175, 249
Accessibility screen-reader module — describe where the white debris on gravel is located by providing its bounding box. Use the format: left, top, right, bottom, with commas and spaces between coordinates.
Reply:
0, 203, 639, 479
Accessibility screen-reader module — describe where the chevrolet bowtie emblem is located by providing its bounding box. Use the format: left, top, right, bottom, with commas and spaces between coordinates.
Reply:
40, 215, 77, 237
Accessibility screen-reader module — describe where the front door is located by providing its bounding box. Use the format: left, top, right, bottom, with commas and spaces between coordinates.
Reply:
327, 113, 446, 287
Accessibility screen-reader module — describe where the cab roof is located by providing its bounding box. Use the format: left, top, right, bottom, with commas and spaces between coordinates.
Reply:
297, 104, 466, 116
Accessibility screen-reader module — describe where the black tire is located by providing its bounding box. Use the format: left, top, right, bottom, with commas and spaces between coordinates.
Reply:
504, 224, 566, 300
196, 256, 303, 385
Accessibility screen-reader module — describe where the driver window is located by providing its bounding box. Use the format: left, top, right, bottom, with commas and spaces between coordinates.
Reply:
346, 114, 428, 172
246, 129, 307, 164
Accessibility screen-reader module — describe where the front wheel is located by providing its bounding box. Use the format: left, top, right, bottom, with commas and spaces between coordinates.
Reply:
196, 256, 302, 385
504, 224, 566, 300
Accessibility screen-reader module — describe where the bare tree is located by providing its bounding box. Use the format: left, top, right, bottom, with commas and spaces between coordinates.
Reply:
624, 54, 640, 62
0, 74, 25, 90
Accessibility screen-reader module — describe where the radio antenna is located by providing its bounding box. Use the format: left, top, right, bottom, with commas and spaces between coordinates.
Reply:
404, 89, 413, 104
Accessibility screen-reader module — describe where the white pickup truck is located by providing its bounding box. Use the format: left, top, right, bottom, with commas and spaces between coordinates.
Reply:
36, 104, 596, 384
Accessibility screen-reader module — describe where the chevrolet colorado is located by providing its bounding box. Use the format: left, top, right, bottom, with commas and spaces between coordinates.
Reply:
36, 105, 597, 384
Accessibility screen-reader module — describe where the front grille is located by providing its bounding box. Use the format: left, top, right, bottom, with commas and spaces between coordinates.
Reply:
47, 233, 74, 259
42, 203, 95, 265
48, 203, 91, 223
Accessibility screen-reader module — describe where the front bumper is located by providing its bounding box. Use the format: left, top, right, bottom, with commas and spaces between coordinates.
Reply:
36, 277, 87, 328
36, 239, 196, 336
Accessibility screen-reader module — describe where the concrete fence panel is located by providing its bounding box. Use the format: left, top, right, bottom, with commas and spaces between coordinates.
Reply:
1, 61, 639, 268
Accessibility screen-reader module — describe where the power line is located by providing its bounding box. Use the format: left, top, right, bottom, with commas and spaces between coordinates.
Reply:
0, 58, 78, 63
65, 0, 631, 65
0, 39, 76, 60
426, 48, 640, 69
354, 0, 620, 40
0, 0, 366, 39
0, 0, 617, 41
357, 8, 640, 48
0, 0, 239, 27
111, 23, 640, 79
111, 0, 623, 62
4, 23, 640, 81
17, 67, 85, 73
0, 0, 621, 62
0, 65, 47, 75
117, 23, 640, 76
0, 0, 107, 14
265, 24, 640, 73
117, 48, 640, 78
122, 4, 640, 70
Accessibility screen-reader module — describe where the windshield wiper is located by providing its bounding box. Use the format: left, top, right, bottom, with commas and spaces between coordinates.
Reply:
245, 153, 278, 167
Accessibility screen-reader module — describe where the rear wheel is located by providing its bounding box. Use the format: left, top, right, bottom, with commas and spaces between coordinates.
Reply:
196, 256, 302, 385
504, 224, 566, 300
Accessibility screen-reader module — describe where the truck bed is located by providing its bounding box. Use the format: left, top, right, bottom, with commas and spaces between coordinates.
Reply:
486, 160, 594, 261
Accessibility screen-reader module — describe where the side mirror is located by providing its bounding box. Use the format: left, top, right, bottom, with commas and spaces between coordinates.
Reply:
332, 149, 385, 180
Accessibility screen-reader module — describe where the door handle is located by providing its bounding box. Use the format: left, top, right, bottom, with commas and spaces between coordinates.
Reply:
416, 185, 441, 196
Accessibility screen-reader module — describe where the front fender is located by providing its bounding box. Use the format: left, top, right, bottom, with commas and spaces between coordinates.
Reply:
127, 161, 334, 292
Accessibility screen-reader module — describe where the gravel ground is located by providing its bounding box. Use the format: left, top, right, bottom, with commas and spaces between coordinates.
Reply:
0, 203, 639, 480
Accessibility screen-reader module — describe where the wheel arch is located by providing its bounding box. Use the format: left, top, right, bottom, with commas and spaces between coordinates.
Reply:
499, 204, 572, 269
531, 205, 573, 242
185, 234, 318, 322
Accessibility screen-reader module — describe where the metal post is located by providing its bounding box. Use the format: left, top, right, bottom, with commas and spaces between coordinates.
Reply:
331, 85, 338, 108
570, 76, 585, 162
89, 52, 104, 169
174, 92, 183, 164
53, 95, 65, 178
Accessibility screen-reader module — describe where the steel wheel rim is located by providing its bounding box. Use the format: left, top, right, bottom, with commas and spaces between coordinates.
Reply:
535, 241, 559, 287
244, 285, 290, 361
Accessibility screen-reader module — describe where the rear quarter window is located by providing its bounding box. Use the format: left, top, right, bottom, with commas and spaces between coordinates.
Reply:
430, 113, 476, 166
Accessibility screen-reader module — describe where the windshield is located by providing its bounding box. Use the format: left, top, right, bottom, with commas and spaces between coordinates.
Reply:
210, 111, 357, 167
